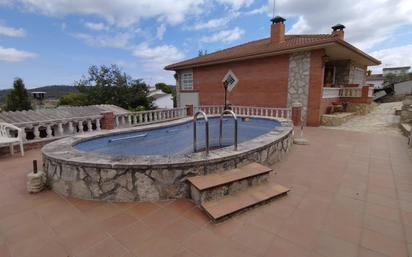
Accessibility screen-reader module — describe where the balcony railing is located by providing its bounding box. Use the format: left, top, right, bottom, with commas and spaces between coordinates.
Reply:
114, 107, 187, 128
322, 87, 364, 98
322, 87, 341, 98
339, 87, 362, 97
194, 105, 292, 120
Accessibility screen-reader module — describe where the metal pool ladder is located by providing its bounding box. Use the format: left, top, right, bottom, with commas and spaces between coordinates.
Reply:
219, 109, 238, 151
193, 111, 209, 155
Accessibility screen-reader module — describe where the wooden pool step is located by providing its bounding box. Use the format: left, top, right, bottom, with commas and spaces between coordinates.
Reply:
201, 183, 290, 222
187, 162, 290, 222
187, 162, 273, 205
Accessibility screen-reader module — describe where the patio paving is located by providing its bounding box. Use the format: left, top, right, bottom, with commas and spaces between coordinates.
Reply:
0, 127, 412, 257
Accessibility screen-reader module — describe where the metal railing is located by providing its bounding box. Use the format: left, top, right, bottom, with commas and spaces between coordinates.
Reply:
193, 111, 209, 155
195, 105, 291, 119
219, 110, 238, 151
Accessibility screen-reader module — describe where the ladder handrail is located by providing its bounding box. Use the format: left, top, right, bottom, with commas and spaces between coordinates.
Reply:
193, 111, 209, 155
219, 110, 238, 151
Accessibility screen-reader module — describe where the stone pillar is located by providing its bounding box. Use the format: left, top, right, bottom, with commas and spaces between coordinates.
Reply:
186, 104, 194, 116
100, 111, 115, 130
292, 102, 303, 126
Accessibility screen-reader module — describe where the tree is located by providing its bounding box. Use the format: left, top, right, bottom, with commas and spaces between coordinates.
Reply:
5, 78, 32, 111
74, 65, 154, 110
155, 82, 173, 94
384, 72, 409, 86
58, 92, 88, 106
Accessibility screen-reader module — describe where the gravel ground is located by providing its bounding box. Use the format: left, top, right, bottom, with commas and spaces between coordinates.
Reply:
322, 101, 403, 136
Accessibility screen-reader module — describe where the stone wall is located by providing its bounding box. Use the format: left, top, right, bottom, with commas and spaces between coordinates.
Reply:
43, 127, 293, 202
287, 51, 310, 119
324, 60, 366, 85
401, 96, 412, 123
346, 102, 374, 115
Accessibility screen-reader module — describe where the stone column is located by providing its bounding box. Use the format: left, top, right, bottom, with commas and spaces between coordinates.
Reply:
292, 102, 303, 126
100, 112, 115, 130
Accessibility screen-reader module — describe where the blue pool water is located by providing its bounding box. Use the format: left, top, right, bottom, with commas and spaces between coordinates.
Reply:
74, 117, 281, 156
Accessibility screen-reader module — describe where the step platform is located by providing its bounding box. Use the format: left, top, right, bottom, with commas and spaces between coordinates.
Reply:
186, 162, 290, 222
187, 162, 272, 205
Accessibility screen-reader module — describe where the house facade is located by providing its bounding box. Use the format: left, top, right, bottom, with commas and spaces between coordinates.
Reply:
165, 17, 380, 126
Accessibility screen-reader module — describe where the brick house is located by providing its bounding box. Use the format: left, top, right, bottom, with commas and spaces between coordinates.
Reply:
165, 16, 380, 126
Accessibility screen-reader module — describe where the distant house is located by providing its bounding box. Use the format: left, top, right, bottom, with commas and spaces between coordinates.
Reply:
149, 88, 173, 109
394, 80, 412, 96
383, 66, 411, 77
165, 17, 380, 126
366, 74, 384, 89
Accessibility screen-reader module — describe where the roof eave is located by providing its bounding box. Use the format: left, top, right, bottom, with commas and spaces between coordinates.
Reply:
334, 39, 381, 65
165, 41, 337, 71
165, 38, 381, 70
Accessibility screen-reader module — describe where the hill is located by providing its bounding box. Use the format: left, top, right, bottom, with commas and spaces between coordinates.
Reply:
0, 85, 77, 103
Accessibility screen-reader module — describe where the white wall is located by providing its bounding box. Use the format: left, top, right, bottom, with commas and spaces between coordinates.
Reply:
368, 79, 384, 89
394, 81, 412, 96
153, 95, 173, 109
179, 92, 199, 107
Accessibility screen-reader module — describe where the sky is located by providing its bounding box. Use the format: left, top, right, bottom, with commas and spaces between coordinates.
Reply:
0, 0, 411, 89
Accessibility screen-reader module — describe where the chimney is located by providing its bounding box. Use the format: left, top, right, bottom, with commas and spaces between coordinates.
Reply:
270, 16, 286, 44
331, 24, 345, 40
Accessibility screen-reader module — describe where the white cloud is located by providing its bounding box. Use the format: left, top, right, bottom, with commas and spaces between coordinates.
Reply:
250, 0, 412, 50
15, 0, 206, 27
0, 46, 37, 62
288, 16, 310, 34
0, 24, 26, 37
245, 5, 267, 15
201, 27, 244, 43
84, 22, 109, 31
216, 0, 253, 10
192, 12, 239, 30
133, 43, 185, 69
193, 17, 231, 30
156, 24, 166, 40
369, 44, 412, 73
73, 32, 132, 48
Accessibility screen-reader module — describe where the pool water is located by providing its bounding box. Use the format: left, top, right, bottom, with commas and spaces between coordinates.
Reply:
74, 117, 281, 156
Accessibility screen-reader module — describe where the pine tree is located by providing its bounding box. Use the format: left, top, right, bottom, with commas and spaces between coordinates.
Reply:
5, 78, 32, 111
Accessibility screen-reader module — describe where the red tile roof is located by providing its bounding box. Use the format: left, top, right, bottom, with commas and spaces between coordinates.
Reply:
165, 34, 380, 70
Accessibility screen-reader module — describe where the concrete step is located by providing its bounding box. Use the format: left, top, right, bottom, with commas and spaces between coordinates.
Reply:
187, 162, 272, 204
201, 182, 290, 222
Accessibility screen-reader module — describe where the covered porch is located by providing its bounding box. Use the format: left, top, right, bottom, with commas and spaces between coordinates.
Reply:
319, 43, 378, 117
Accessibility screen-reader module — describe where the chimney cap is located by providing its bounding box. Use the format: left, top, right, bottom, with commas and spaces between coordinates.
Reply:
332, 24, 345, 31
271, 16, 286, 24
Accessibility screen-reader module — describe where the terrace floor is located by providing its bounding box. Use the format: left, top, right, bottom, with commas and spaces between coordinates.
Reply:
1, 127, 412, 257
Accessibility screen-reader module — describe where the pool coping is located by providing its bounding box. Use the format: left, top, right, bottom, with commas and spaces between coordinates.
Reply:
42, 115, 293, 169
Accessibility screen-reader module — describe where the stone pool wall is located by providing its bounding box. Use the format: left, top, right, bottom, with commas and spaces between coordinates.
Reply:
43, 121, 293, 202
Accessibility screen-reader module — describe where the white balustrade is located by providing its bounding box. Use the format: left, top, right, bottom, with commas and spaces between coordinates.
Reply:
340, 87, 362, 97
368, 87, 374, 97
95, 118, 101, 131
113, 107, 187, 128
196, 105, 292, 120
322, 87, 341, 98
8, 115, 103, 144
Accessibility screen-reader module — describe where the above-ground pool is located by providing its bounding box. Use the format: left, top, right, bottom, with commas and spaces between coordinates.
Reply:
42, 116, 293, 202
74, 117, 281, 156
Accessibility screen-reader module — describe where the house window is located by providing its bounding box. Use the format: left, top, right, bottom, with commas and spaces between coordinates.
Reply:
181, 71, 193, 90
